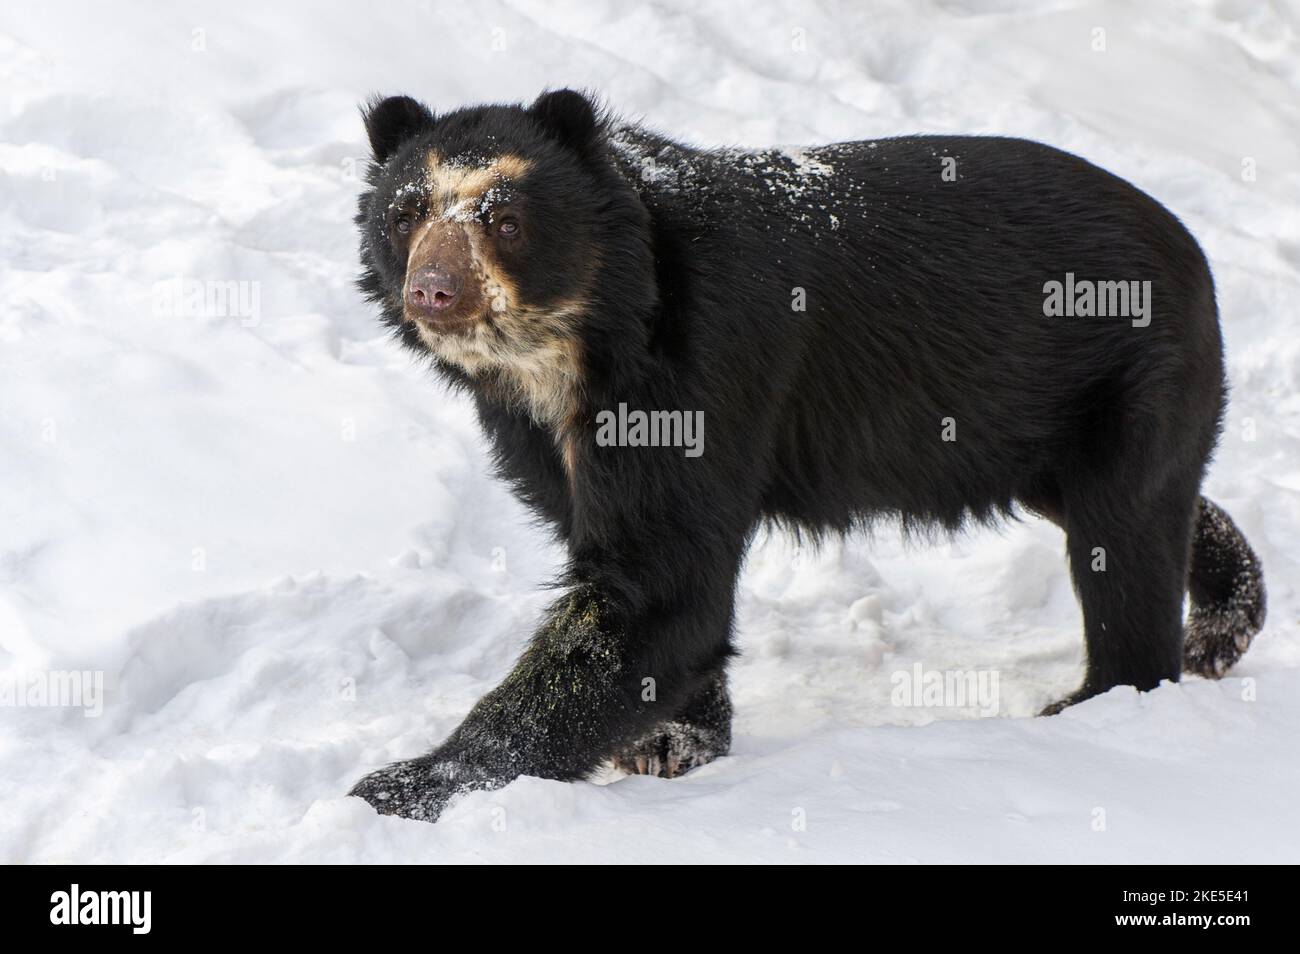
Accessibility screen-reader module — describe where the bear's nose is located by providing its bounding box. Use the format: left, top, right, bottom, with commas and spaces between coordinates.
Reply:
407, 267, 462, 312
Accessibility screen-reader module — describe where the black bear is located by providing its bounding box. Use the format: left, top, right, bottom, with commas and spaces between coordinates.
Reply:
349, 89, 1265, 820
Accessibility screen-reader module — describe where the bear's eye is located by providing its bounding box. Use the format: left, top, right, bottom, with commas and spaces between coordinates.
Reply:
394, 216, 413, 236
496, 217, 520, 239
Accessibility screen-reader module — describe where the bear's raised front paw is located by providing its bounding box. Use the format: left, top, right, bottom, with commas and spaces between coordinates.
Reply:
349, 754, 501, 822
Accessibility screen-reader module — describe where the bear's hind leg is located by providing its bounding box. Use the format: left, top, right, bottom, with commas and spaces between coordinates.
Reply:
1042, 475, 1198, 714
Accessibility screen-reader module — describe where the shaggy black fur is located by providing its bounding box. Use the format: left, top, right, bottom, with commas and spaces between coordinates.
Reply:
349, 90, 1265, 821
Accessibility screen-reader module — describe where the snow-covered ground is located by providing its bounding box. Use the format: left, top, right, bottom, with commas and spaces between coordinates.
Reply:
2, 0, 1297, 863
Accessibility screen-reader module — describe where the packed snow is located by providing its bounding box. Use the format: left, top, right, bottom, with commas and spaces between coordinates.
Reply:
1, 0, 1298, 863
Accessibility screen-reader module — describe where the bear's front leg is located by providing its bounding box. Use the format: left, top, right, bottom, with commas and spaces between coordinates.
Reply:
349, 577, 736, 820
350, 399, 759, 821
349, 586, 623, 819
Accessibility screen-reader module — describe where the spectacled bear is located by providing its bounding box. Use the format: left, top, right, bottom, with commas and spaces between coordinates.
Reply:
349, 89, 1265, 821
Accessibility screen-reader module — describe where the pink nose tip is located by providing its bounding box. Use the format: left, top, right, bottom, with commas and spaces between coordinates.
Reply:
408, 268, 462, 311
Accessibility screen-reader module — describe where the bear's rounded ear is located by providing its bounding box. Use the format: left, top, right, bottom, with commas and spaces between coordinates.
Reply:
528, 88, 603, 154
362, 95, 435, 163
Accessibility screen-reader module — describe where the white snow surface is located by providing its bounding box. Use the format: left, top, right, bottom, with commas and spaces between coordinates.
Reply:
2, 0, 1298, 863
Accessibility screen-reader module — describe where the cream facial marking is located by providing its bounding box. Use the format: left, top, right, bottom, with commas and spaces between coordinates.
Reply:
397, 154, 529, 333
425, 151, 532, 219
398, 152, 531, 318
385, 152, 532, 226
395, 151, 590, 441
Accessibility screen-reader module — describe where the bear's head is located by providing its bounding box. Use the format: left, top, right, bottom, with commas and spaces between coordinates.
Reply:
356, 89, 655, 425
